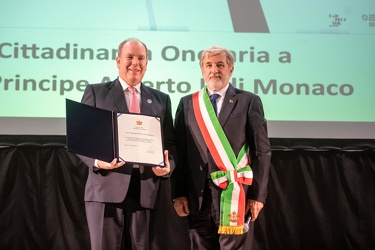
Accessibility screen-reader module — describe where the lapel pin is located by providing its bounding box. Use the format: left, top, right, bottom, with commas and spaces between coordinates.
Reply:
147, 99, 152, 104
229, 99, 233, 103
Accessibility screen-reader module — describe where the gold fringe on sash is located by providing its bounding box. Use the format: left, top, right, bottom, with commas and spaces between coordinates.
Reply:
218, 225, 244, 235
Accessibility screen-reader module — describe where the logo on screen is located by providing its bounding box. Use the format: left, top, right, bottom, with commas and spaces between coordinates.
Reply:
329, 14, 347, 27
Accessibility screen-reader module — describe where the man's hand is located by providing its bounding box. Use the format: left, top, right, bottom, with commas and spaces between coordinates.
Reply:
97, 158, 125, 170
173, 197, 190, 217
152, 150, 170, 176
246, 199, 264, 221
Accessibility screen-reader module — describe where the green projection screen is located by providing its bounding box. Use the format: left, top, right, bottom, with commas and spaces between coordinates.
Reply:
1, 0, 374, 138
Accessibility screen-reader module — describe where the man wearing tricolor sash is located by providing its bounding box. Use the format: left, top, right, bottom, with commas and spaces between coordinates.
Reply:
171, 45, 271, 249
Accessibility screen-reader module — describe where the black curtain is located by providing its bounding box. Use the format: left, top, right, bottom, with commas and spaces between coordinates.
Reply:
258, 149, 375, 250
0, 139, 374, 250
0, 145, 89, 250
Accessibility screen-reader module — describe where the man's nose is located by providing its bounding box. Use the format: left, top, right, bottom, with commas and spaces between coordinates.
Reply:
211, 65, 219, 72
132, 58, 139, 65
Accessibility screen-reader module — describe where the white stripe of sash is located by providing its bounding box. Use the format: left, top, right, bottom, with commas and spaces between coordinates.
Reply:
198, 89, 234, 171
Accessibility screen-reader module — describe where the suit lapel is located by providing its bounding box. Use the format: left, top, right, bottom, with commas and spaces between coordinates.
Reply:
218, 84, 237, 127
108, 79, 128, 113
140, 84, 157, 116
139, 84, 157, 173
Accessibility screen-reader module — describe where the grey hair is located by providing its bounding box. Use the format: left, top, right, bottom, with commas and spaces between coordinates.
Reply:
200, 45, 235, 67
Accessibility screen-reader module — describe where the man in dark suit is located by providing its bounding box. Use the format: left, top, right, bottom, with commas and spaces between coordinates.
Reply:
78, 38, 175, 250
171, 45, 271, 249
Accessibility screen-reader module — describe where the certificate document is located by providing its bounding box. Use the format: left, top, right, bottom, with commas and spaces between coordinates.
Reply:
117, 113, 164, 167
66, 99, 165, 168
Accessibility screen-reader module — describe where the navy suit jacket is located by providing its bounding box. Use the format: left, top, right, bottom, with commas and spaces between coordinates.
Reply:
171, 84, 271, 213
78, 78, 175, 209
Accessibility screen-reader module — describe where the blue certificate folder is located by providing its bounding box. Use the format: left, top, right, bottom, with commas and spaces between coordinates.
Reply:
66, 99, 118, 163
65, 99, 165, 167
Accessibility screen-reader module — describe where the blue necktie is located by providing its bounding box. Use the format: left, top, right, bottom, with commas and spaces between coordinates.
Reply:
210, 94, 220, 115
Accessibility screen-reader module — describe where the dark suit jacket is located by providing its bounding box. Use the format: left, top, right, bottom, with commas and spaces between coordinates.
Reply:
78, 78, 175, 209
171, 84, 271, 213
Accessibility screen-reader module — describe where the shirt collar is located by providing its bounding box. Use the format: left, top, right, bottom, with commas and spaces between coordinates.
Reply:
118, 77, 141, 93
207, 83, 229, 98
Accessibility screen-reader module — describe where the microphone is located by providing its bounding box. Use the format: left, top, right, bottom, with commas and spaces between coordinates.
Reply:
243, 212, 252, 233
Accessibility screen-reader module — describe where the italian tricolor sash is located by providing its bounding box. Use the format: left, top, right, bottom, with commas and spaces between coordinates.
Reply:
192, 87, 253, 235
